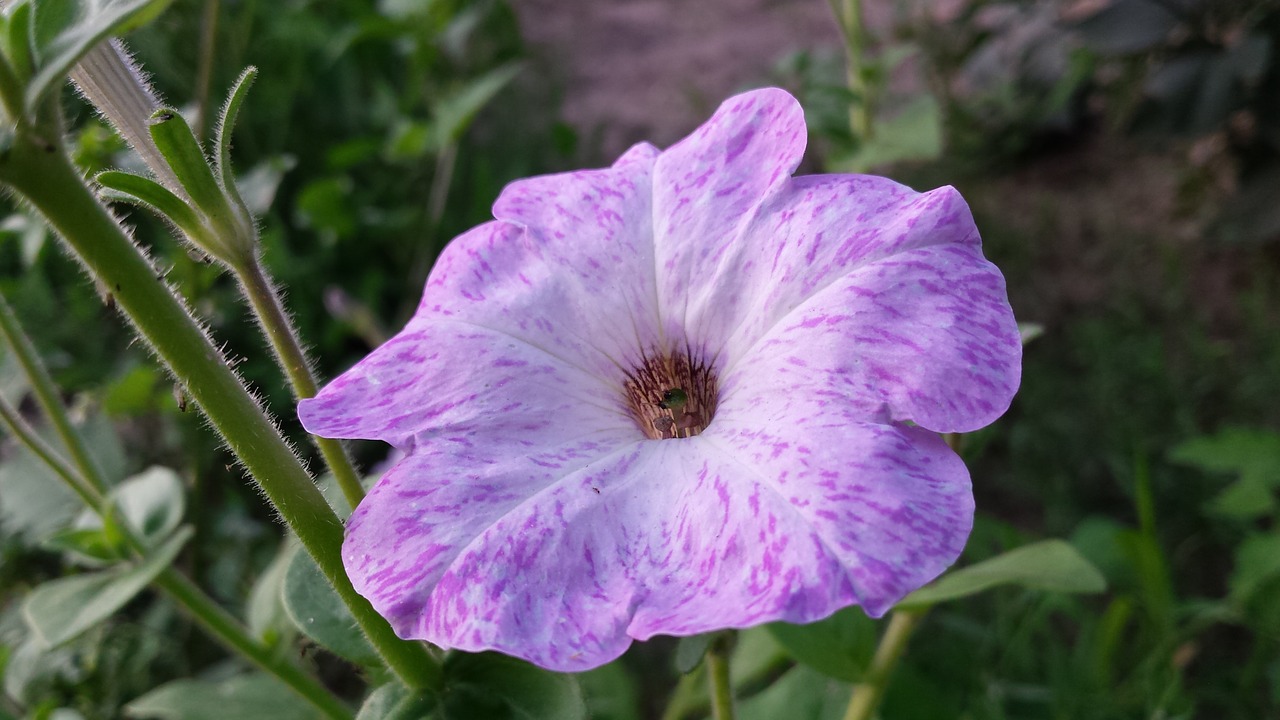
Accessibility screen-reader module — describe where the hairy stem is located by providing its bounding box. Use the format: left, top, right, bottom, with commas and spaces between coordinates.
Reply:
706, 636, 736, 720
842, 610, 922, 720
0, 129, 439, 691
233, 257, 366, 507
0, 294, 109, 494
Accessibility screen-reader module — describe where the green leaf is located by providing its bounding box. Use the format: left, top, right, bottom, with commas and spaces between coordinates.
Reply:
673, 633, 713, 674
214, 66, 257, 216
832, 95, 942, 173
96, 170, 212, 246
577, 662, 640, 720
110, 465, 185, 543
440, 652, 586, 720
1018, 322, 1044, 345
356, 683, 435, 720
431, 62, 522, 148
766, 607, 878, 683
736, 664, 850, 720
282, 546, 378, 665
42, 526, 119, 565
125, 673, 325, 720
897, 539, 1107, 609
147, 109, 230, 222
1229, 532, 1280, 606
1170, 428, 1280, 519
246, 540, 296, 645
23, 525, 192, 648
26, 0, 174, 110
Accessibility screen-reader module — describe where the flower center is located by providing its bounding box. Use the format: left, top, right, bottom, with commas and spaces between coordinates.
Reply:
623, 348, 718, 439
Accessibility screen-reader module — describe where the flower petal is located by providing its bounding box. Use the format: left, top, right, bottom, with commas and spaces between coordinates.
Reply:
719, 242, 1021, 433
298, 315, 634, 449
688, 177, 979, 359
400, 438, 858, 671
704, 400, 974, 617
436, 147, 663, 377
341, 429, 642, 656
652, 88, 807, 345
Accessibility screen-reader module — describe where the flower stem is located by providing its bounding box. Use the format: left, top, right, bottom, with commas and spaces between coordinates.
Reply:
841, 610, 922, 720
0, 294, 109, 495
232, 256, 365, 507
150, 568, 353, 720
828, 0, 874, 141
0, 390, 352, 719
706, 635, 736, 720
0, 393, 101, 509
0, 128, 439, 692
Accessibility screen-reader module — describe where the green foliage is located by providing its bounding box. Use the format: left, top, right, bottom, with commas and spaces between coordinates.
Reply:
126, 674, 326, 720
899, 540, 1107, 609
281, 545, 379, 667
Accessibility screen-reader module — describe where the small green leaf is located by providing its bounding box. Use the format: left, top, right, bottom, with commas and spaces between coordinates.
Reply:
23, 525, 192, 648
897, 539, 1107, 609
766, 606, 878, 683
26, 0, 174, 110
440, 652, 586, 720
432, 63, 522, 148
1229, 532, 1280, 606
214, 66, 257, 216
3, 3, 35, 83
577, 663, 640, 720
125, 673, 325, 720
110, 466, 184, 543
673, 633, 713, 674
736, 664, 850, 720
246, 540, 296, 645
96, 170, 213, 246
147, 108, 238, 253
1018, 322, 1044, 345
356, 683, 435, 720
282, 547, 378, 665
43, 526, 119, 565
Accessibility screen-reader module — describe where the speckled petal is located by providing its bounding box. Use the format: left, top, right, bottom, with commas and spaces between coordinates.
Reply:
298, 314, 634, 449
405, 438, 858, 671
652, 88, 806, 345
689, 176, 978, 358
704, 403, 974, 617
420, 145, 661, 379
718, 242, 1021, 434
340, 426, 641, 650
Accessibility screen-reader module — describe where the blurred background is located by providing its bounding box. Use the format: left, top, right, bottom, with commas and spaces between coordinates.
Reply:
2, 0, 1279, 717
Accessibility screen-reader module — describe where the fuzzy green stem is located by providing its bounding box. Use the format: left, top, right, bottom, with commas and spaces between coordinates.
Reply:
0, 129, 439, 692
829, 0, 873, 141
842, 610, 921, 720
0, 295, 110, 494
151, 568, 353, 719
706, 637, 736, 720
232, 256, 365, 507
0, 394, 101, 509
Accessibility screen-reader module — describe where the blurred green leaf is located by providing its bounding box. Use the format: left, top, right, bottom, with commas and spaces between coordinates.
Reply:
282, 546, 378, 665
674, 633, 713, 674
766, 607, 877, 683
23, 526, 191, 648
831, 95, 941, 173
0, 436, 82, 543
246, 540, 296, 645
898, 539, 1107, 609
577, 662, 639, 720
440, 652, 585, 720
1229, 532, 1280, 606
27, 0, 174, 110
432, 62, 522, 148
111, 466, 185, 543
736, 664, 850, 720
43, 526, 119, 565
355, 683, 434, 720
1018, 322, 1044, 345
1170, 428, 1280, 519
125, 673, 324, 720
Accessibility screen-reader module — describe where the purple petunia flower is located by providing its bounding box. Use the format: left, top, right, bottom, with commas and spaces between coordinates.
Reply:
299, 88, 1021, 672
